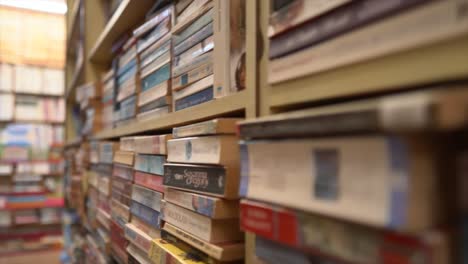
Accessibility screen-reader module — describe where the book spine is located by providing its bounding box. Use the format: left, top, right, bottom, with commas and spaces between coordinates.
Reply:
118, 55, 137, 77
140, 41, 171, 70
172, 119, 221, 138
177, 0, 211, 25
112, 189, 132, 207
133, 7, 172, 37
172, 51, 213, 77
268, 0, 468, 84
111, 199, 131, 222
134, 154, 166, 175
160, 230, 216, 263
124, 224, 152, 252
138, 80, 170, 107
269, 0, 428, 59
120, 95, 137, 120
138, 96, 171, 113
174, 22, 213, 56
141, 63, 171, 92
134, 135, 170, 154
173, 75, 214, 101
134, 171, 165, 193
162, 223, 227, 261
140, 52, 171, 79
268, 0, 352, 37
114, 151, 135, 166
132, 184, 163, 212
117, 62, 137, 86
130, 201, 161, 229
164, 188, 221, 218
137, 18, 171, 54
174, 86, 213, 111
111, 244, 129, 264
127, 244, 152, 264
120, 137, 135, 152
172, 62, 213, 91
110, 221, 128, 253
238, 109, 380, 139
174, 35, 214, 69
112, 177, 133, 197
113, 164, 134, 181
96, 208, 111, 230
131, 216, 161, 239
117, 83, 136, 103
173, 8, 214, 45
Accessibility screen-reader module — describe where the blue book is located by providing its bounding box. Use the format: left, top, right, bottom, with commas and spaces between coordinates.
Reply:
134, 154, 165, 176
117, 58, 137, 78
174, 86, 213, 111
117, 65, 137, 87
141, 63, 170, 92
7, 195, 45, 203
130, 201, 160, 229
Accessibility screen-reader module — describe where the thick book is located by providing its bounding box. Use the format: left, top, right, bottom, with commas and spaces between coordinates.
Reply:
133, 134, 172, 154
237, 85, 468, 139
113, 150, 135, 166
130, 200, 161, 229
120, 137, 135, 152
241, 199, 450, 264
131, 215, 161, 239
167, 135, 240, 167
132, 184, 163, 212
268, 0, 352, 37
174, 22, 213, 57
269, 0, 427, 59
124, 223, 153, 253
212, 0, 246, 98
134, 171, 165, 193
161, 200, 243, 243
268, 0, 468, 84
164, 188, 239, 219
164, 163, 238, 199
174, 85, 214, 111
173, 74, 213, 101
163, 223, 244, 261
173, 118, 241, 138
134, 154, 166, 175
172, 62, 213, 91
239, 136, 440, 231
138, 80, 170, 107
149, 238, 206, 264
113, 164, 134, 181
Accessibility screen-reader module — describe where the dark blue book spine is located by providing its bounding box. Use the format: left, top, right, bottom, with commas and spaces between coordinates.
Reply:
174, 86, 213, 111
269, 0, 429, 59
130, 201, 161, 229
141, 63, 171, 92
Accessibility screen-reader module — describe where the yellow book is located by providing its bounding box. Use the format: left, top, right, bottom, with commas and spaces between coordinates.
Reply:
149, 238, 206, 264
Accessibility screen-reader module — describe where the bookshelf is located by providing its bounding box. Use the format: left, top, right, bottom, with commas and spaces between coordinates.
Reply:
64, 0, 468, 263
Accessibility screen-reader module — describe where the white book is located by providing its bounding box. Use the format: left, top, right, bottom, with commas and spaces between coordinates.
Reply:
0, 63, 14, 92
0, 94, 14, 121
42, 68, 64, 95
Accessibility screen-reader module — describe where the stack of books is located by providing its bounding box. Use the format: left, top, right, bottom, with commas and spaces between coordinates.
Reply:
134, 5, 173, 121
235, 83, 468, 262
114, 36, 139, 127
101, 68, 115, 130
14, 96, 65, 123
76, 82, 103, 135
123, 134, 171, 263
151, 118, 244, 262
109, 137, 134, 263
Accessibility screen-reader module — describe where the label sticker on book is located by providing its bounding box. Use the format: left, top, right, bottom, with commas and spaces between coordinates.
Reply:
313, 149, 339, 201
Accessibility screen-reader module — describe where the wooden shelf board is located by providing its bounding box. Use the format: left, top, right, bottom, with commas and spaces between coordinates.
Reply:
88, 0, 154, 64
93, 91, 247, 139
66, 0, 80, 47
268, 35, 468, 109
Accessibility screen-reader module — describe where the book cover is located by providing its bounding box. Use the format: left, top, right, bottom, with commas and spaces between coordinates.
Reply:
133, 134, 172, 155
134, 171, 165, 193
164, 163, 240, 199
174, 35, 214, 69
161, 200, 243, 243
163, 223, 244, 261
172, 51, 213, 78
239, 136, 440, 231
149, 238, 207, 264
132, 184, 163, 212
173, 118, 241, 138
138, 80, 170, 107
174, 22, 213, 57
139, 34, 172, 69
140, 51, 171, 79
173, 74, 213, 101
167, 135, 240, 167
113, 150, 135, 166
113, 164, 134, 181
130, 200, 161, 229
172, 6, 214, 46
134, 154, 166, 175
174, 86, 213, 111
141, 63, 171, 92
172, 62, 213, 91
165, 188, 239, 219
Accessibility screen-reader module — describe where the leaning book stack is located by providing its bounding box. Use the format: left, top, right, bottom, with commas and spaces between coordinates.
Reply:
151, 118, 244, 263
171, 0, 246, 112
133, 4, 174, 121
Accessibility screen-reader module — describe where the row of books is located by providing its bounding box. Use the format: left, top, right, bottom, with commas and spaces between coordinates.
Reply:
0, 226, 63, 255
0, 63, 64, 95
0, 208, 62, 227
74, 0, 246, 136
0, 93, 65, 122
267, 0, 468, 84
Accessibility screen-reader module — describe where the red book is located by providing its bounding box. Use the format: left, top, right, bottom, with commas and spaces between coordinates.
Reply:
134, 171, 164, 193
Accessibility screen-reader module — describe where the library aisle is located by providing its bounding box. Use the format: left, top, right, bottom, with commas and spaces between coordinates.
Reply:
1, 0, 468, 263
